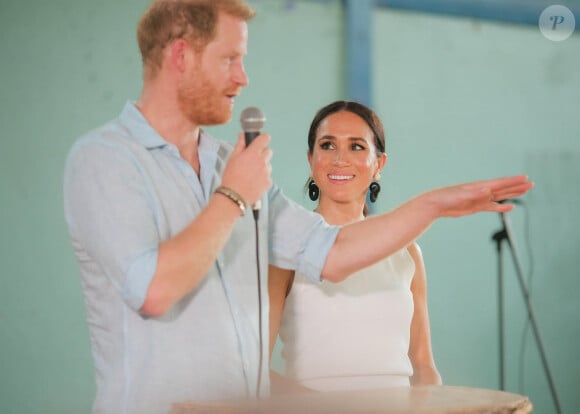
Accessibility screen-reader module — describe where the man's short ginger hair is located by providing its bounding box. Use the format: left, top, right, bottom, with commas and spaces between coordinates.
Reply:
137, 0, 255, 77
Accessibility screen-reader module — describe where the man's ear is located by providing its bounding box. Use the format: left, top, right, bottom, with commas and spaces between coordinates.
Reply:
168, 38, 191, 73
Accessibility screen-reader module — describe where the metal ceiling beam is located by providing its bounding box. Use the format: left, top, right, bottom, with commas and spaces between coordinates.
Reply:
302, 0, 580, 27
376, 0, 580, 27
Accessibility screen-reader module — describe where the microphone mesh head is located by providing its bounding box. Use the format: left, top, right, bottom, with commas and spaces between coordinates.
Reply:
240, 107, 266, 133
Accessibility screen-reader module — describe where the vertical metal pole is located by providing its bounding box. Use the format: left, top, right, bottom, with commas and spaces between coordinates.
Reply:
344, 0, 376, 212
344, 0, 374, 106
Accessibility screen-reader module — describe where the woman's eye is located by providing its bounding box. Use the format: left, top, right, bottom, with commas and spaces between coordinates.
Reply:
352, 144, 365, 151
320, 142, 333, 150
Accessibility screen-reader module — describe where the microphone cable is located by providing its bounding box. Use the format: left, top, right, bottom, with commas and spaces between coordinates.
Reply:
239, 106, 267, 399
252, 207, 264, 399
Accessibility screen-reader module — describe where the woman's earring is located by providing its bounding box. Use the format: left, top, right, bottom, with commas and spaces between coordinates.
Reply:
369, 181, 381, 203
308, 179, 320, 201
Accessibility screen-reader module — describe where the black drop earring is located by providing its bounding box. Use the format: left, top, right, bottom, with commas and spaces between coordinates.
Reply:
308, 179, 320, 201
369, 181, 381, 203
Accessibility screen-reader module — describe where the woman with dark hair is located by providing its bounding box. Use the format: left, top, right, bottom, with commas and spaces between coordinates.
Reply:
269, 100, 442, 392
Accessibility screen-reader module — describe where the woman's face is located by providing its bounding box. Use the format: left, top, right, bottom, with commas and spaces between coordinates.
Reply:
308, 110, 385, 206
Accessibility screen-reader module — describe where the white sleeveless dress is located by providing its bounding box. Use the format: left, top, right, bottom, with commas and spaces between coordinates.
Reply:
278, 248, 415, 391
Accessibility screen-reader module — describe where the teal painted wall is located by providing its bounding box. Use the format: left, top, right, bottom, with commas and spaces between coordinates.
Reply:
371, 8, 580, 414
1, 1, 578, 413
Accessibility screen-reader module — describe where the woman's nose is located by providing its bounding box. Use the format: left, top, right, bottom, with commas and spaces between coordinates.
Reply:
333, 149, 349, 165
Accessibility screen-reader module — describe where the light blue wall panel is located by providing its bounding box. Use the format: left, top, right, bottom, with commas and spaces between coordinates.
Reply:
372, 8, 580, 413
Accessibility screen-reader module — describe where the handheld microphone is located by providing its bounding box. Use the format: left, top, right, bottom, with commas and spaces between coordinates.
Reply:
240, 106, 266, 145
240, 107, 266, 212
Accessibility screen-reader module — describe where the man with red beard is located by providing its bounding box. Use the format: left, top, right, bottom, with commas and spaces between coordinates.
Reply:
63, 1, 532, 413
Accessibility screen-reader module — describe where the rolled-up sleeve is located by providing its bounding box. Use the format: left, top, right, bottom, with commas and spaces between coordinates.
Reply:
64, 136, 159, 311
267, 185, 339, 283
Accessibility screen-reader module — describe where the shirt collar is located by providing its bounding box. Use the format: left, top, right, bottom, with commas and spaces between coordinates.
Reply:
118, 101, 223, 158
118, 101, 169, 149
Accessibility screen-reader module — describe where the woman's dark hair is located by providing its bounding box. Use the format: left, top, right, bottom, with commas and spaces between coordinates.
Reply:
306, 100, 386, 216
307, 100, 386, 156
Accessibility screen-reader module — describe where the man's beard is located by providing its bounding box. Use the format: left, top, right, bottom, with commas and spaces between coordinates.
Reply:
177, 74, 233, 126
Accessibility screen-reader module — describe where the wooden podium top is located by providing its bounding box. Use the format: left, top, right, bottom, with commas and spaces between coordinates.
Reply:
170, 385, 532, 414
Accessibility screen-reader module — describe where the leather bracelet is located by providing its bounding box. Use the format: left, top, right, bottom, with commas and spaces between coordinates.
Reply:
215, 186, 247, 216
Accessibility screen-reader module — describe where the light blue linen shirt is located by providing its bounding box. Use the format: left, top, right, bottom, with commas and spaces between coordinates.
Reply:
63, 102, 339, 414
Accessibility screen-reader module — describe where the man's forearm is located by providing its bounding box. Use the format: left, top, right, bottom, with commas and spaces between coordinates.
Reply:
139, 193, 244, 316
323, 194, 437, 282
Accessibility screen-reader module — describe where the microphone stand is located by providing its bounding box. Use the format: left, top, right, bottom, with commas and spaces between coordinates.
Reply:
491, 211, 562, 414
